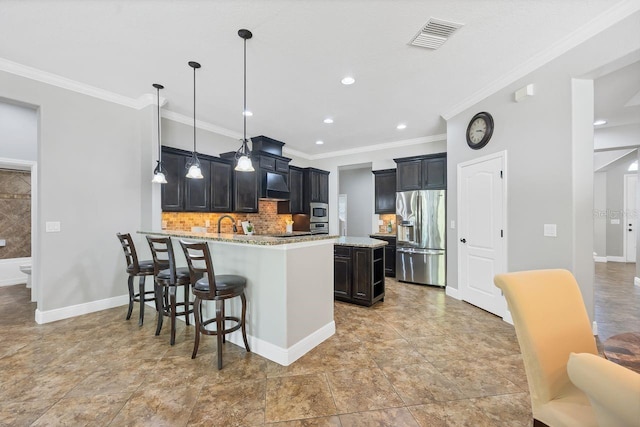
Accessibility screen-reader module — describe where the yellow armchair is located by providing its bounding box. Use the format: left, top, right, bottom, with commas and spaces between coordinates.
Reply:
567, 352, 640, 427
494, 269, 599, 427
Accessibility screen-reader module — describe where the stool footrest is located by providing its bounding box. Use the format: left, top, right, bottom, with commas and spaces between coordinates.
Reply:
200, 316, 243, 336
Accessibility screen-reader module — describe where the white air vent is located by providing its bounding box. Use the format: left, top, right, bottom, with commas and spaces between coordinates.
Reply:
410, 18, 463, 50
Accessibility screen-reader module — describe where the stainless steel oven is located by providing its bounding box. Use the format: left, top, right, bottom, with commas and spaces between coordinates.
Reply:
310, 222, 329, 234
310, 202, 328, 223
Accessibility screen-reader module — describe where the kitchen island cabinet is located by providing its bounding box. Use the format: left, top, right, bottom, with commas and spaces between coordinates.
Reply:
370, 233, 396, 277
334, 237, 387, 307
139, 230, 337, 366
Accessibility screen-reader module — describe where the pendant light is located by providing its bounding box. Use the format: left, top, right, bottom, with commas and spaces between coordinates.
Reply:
151, 83, 168, 184
185, 61, 204, 179
235, 29, 254, 172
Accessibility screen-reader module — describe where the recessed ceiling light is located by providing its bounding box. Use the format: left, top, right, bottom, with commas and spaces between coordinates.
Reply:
341, 76, 355, 85
316, 140, 324, 145
323, 118, 334, 124
593, 119, 607, 126
397, 123, 407, 130
243, 110, 253, 117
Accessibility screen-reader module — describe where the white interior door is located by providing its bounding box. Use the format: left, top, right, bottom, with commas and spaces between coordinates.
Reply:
458, 152, 506, 317
624, 174, 636, 262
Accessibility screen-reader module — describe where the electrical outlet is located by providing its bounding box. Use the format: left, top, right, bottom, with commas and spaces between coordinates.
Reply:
205, 220, 211, 227
45, 221, 61, 232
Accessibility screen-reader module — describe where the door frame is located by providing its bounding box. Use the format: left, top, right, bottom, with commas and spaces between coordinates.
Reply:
456, 150, 509, 321
623, 173, 637, 263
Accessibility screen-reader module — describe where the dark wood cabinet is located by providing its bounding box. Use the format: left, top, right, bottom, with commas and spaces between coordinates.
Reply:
302, 168, 330, 213
278, 165, 304, 214
334, 244, 385, 306
395, 153, 446, 191
161, 151, 186, 212
210, 159, 233, 212
233, 168, 258, 213
373, 169, 396, 214
185, 159, 210, 212
370, 235, 396, 277
162, 146, 233, 213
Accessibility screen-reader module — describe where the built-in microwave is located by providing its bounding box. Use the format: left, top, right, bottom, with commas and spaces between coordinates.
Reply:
310, 202, 328, 223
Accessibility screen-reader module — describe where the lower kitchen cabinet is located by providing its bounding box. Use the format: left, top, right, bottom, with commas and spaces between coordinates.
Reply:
370, 235, 396, 277
334, 244, 385, 306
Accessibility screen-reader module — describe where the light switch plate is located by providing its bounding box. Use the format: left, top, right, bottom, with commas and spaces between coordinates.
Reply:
543, 224, 557, 237
45, 221, 61, 232
450, 220, 456, 229
611, 219, 620, 225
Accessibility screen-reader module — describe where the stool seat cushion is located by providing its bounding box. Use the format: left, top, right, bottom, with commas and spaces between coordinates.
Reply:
128, 260, 154, 274
194, 275, 246, 295
157, 267, 191, 281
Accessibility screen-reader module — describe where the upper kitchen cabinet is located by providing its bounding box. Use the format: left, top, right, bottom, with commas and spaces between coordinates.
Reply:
232, 167, 259, 213
161, 149, 186, 212
278, 165, 304, 214
394, 153, 447, 191
372, 169, 396, 214
305, 168, 330, 205
161, 146, 233, 213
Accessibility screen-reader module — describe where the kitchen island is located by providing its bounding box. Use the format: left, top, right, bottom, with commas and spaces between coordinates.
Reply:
139, 230, 337, 366
334, 237, 388, 306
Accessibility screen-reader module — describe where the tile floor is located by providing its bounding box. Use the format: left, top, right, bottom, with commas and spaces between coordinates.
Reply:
0, 262, 637, 426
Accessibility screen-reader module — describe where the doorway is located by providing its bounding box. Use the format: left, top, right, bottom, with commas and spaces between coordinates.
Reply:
457, 151, 507, 317
624, 173, 637, 262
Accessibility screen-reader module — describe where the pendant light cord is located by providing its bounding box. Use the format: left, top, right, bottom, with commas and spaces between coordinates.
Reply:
156, 86, 161, 163
193, 65, 197, 154
243, 35, 247, 150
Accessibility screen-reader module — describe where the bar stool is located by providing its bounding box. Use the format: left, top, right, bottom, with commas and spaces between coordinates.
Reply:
116, 233, 157, 326
179, 240, 250, 370
146, 235, 194, 345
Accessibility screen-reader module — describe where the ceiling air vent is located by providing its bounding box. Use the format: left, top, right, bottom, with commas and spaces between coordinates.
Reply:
409, 18, 463, 50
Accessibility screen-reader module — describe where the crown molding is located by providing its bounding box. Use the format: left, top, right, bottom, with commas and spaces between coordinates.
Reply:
161, 110, 242, 140
441, 0, 640, 120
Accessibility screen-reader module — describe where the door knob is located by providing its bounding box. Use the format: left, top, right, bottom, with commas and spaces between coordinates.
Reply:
460, 238, 466, 243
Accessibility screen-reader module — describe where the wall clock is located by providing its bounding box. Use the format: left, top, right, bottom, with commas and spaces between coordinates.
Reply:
466, 112, 494, 150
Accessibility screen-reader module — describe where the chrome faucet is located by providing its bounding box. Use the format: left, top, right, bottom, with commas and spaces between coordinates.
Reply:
217, 215, 238, 233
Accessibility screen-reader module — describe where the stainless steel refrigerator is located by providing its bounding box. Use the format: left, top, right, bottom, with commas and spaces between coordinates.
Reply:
396, 190, 446, 286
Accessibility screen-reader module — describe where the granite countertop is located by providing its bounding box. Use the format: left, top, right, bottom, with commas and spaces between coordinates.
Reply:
139, 230, 338, 246
334, 236, 389, 248
369, 233, 397, 238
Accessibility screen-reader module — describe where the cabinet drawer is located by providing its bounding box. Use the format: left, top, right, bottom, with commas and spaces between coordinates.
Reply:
334, 246, 352, 257
276, 159, 290, 173
259, 156, 275, 171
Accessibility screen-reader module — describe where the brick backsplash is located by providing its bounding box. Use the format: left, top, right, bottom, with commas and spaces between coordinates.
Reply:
0, 170, 31, 259
162, 200, 293, 235
378, 213, 397, 234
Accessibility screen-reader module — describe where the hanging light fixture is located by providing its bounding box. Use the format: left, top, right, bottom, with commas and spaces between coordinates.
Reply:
235, 29, 254, 172
151, 83, 167, 184
185, 61, 204, 179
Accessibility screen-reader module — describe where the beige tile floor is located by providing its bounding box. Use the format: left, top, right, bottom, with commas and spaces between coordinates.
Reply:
0, 263, 636, 426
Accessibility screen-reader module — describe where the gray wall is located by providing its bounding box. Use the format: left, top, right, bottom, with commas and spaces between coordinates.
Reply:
604, 153, 637, 257
0, 100, 37, 161
338, 167, 373, 237
593, 171, 607, 257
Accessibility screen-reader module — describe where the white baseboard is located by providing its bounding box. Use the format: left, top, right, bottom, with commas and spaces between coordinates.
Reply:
502, 310, 514, 325
445, 286, 461, 300
0, 257, 30, 287
35, 294, 129, 324
226, 321, 336, 366
635, 277, 640, 287
593, 256, 607, 263
606, 256, 626, 263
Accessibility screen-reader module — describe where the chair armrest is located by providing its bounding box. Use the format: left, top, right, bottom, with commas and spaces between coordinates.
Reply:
567, 352, 640, 427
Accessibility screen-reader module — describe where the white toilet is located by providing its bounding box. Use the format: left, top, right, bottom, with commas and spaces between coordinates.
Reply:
19, 264, 32, 288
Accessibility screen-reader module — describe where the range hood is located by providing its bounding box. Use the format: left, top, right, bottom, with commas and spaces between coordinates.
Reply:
261, 172, 290, 200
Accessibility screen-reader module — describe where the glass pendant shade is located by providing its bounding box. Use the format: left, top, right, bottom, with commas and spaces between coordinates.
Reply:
151, 170, 167, 184
186, 61, 203, 179
186, 162, 203, 179
236, 154, 254, 172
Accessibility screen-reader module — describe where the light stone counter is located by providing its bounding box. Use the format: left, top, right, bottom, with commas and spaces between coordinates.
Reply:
139, 229, 337, 366
334, 236, 389, 248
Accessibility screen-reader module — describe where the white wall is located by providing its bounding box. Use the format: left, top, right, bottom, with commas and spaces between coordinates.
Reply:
595, 123, 640, 150
593, 171, 607, 258
0, 100, 37, 161
338, 167, 373, 237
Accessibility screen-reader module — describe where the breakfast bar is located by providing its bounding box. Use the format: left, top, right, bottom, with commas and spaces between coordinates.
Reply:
139, 230, 338, 366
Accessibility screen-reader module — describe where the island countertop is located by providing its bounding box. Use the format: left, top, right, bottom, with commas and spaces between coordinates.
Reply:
334, 236, 389, 248
138, 229, 338, 246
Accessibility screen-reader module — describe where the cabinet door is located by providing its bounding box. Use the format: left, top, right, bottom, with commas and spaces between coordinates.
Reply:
334, 254, 351, 299
161, 151, 186, 211
352, 248, 371, 303
289, 167, 304, 213
384, 244, 396, 277
374, 171, 396, 214
318, 172, 329, 203
310, 171, 329, 203
396, 160, 422, 191
185, 160, 210, 212
210, 160, 233, 212
423, 157, 446, 189
234, 169, 258, 213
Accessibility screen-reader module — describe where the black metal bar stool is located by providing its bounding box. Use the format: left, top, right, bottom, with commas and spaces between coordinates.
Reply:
179, 240, 250, 370
146, 235, 194, 345
116, 233, 157, 326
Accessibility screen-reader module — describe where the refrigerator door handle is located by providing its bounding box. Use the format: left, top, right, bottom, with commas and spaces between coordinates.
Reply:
416, 194, 421, 247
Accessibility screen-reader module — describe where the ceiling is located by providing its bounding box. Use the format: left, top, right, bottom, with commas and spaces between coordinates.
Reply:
0, 0, 637, 157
